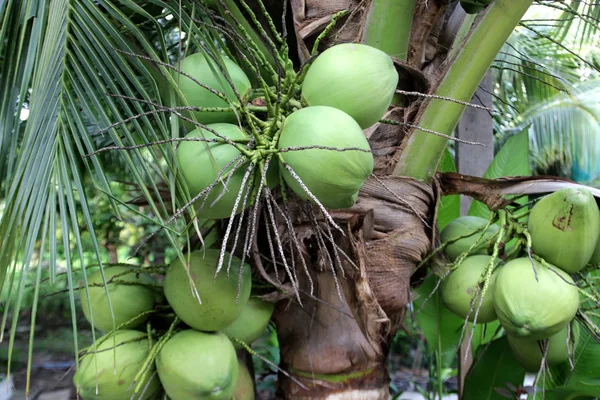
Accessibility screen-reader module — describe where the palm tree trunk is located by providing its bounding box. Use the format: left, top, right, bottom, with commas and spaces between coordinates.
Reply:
261, 175, 437, 398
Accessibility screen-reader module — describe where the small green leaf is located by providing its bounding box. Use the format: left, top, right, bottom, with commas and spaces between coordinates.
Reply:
463, 336, 526, 400
469, 126, 531, 219
437, 148, 460, 231
545, 318, 600, 396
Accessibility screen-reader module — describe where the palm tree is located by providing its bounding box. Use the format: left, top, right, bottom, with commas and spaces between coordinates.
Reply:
493, 5, 600, 184
2, 1, 600, 399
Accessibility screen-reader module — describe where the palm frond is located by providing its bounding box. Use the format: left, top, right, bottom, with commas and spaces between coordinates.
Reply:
0, 0, 212, 388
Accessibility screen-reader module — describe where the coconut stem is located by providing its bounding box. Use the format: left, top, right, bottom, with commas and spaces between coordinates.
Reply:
363, 0, 414, 61
393, 0, 534, 181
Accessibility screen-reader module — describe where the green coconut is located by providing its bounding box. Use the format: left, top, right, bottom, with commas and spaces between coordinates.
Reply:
177, 123, 279, 219
176, 123, 250, 219
440, 255, 499, 323
73, 330, 160, 400
507, 321, 580, 372
233, 358, 255, 400
79, 266, 156, 333
440, 216, 500, 261
528, 187, 600, 273
173, 52, 252, 127
156, 330, 239, 400
277, 106, 374, 209
493, 258, 580, 340
301, 43, 399, 129
590, 232, 600, 265
222, 297, 274, 349
163, 249, 252, 332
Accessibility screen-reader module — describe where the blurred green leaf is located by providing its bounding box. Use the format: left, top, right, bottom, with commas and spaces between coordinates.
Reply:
413, 274, 464, 367
544, 317, 600, 397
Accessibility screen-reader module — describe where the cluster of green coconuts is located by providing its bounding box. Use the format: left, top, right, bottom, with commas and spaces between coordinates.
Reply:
73, 249, 272, 399
174, 42, 398, 218
71, 41, 399, 399
438, 187, 600, 372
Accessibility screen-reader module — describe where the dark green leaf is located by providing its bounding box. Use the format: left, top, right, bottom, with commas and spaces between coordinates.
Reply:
463, 336, 527, 400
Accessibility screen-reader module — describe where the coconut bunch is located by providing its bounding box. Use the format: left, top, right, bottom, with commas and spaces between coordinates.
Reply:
140, 3, 400, 306
170, 42, 396, 215
160, 6, 396, 223
90, 0, 402, 305
77, 3, 401, 397
428, 187, 600, 374
74, 249, 274, 399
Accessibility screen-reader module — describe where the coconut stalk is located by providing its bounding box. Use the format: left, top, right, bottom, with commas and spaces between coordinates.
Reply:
363, 0, 415, 106
393, 0, 534, 181
363, 0, 414, 61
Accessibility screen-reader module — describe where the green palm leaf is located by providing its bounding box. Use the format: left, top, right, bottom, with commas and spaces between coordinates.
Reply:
0, 1, 214, 391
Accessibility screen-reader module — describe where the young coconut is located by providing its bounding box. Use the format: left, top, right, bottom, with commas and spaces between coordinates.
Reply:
172, 52, 252, 127
301, 43, 399, 129
156, 330, 239, 400
507, 320, 580, 372
439, 216, 500, 261
528, 187, 600, 273
222, 296, 275, 349
493, 258, 580, 340
440, 255, 499, 323
79, 266, 157, 333
233, 357, 255, 400
177, 123, 279, 219
73, 330, 161, 400
590, 232, 600, 265
277, 106, 374, 209
177, 123, 250, 220
163, 249, 252, 332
